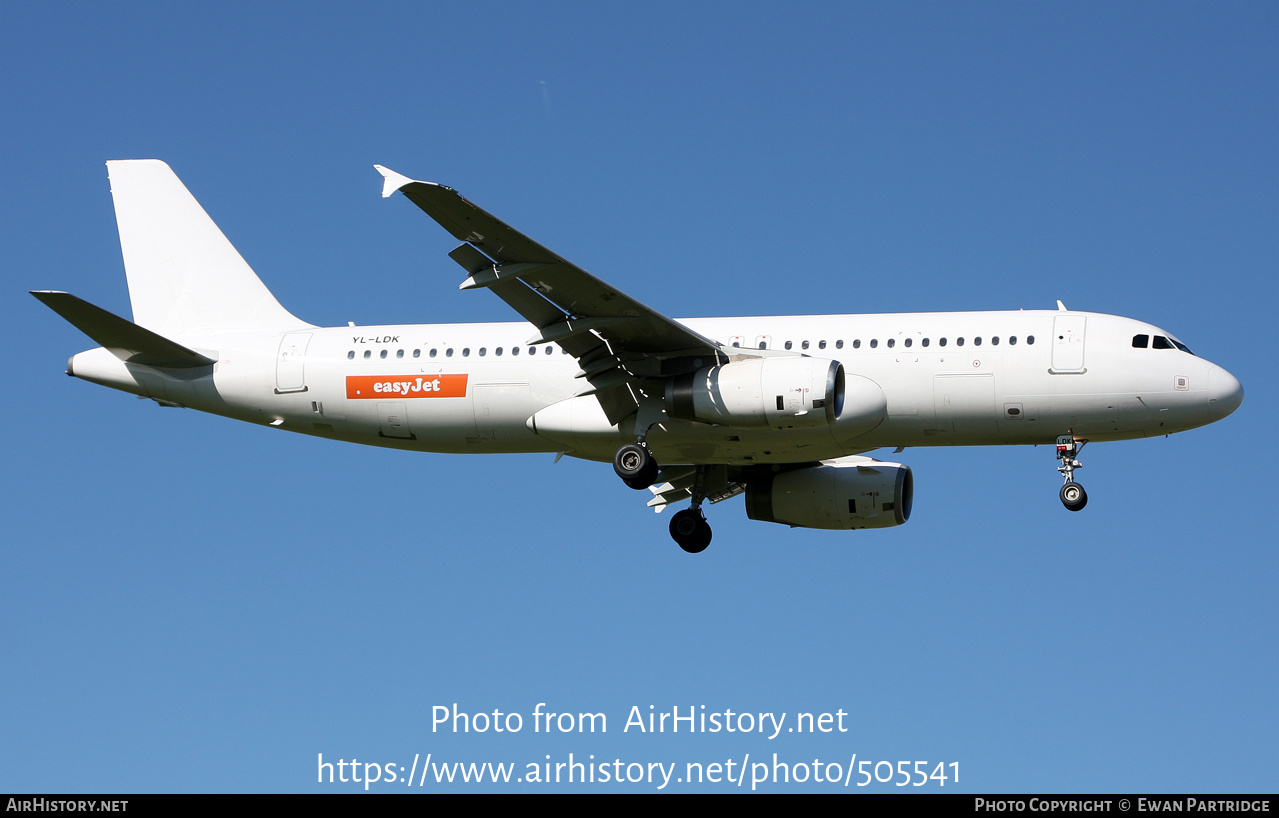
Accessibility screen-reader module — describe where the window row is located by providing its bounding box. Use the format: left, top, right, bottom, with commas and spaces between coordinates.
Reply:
349, 333, 1043, 361
348, 345, 569, 360
732, 335, 1036, 350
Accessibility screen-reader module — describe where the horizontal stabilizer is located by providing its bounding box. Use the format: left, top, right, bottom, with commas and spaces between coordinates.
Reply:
31, 291, 216, 368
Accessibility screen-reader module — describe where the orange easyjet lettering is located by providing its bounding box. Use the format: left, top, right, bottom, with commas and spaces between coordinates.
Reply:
346, 374, 468, 399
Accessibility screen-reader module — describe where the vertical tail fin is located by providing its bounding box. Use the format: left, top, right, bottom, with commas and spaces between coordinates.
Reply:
107, 160, 311, 337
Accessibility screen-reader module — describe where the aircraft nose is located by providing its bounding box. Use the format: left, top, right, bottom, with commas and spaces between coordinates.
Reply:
1207, 365, 1244, 421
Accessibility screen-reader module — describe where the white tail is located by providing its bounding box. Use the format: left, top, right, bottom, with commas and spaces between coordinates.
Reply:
107, 160, 311, 338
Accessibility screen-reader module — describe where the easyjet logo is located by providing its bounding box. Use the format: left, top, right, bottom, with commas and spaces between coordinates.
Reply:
346, 374, 468, 399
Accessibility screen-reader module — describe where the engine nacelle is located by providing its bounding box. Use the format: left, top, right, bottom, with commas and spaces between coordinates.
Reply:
666, 357, 845, 430
745, 460, 913, 530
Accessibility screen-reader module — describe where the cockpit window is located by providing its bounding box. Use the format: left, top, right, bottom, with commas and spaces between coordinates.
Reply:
1136, 332, 1192, 354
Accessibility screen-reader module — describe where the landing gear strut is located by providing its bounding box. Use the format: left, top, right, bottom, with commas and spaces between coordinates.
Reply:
1056, 434, 1088, 512
613, 442, 658, 489
669, 465, 713, 553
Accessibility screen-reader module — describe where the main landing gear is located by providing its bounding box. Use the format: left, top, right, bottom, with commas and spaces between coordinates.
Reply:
1055, 433, 1088, 512
613, 441, 714, 553
669, 507, 712, 554
613, 442, 659, 489
669, 464, 713, 553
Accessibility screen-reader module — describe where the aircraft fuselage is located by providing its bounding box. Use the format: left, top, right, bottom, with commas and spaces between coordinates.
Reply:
67, 309, 1238, 465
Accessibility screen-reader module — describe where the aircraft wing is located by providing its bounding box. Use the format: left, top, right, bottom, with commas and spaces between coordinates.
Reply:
376, 166, 728, 425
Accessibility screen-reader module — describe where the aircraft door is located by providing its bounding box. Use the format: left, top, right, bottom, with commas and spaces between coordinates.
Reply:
276, 332, 312, 393
1050, 315, 1086, 373
933, 373, 997, 436
377, 402, 413, 439
473, 383, 532, 442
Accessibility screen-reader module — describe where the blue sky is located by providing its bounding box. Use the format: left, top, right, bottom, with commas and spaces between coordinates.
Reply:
2, 1, 1274, 793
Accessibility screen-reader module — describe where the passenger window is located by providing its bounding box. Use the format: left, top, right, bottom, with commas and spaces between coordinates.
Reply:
904, 338, 912, 348
732, 341, 740, 348
347, 350, 355, 360
512, 346, 519, 356
478, 347, 486, 357
380, 349, 388, 359
496, 347, 503, 356
446, 348, 454, 357
545, 346, 553, 355
1132, 334, 1149, 348
759, 341, 766, 349
974, 337, 982, 346
802, 340, 810, 350
1009, 336, 1017, 345
463, 348, 470, 357
939, 338, 947, 347
853, 339, 861, 349
818, 340, 827, 349
922, 338, 930, 347
430, 348, 438, 358
956, 337, 964, 347
363, 350, 371, 359
785, 340, 793, 350
991, 337, 999, 346
835, 340, 843, 349
396, 349, 404, 358
870, 339, 878, 349
1027, 336, 1035, 345
887, 338, 896, 348
413, 349, 421, 358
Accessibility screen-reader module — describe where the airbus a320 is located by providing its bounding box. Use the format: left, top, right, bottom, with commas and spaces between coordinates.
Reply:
33, 161, 1244, 552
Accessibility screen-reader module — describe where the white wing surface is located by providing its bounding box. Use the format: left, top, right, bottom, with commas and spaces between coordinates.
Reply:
376, 166, 728, 425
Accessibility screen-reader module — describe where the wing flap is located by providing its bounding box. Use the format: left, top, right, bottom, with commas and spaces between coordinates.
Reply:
646, 466, 747, 513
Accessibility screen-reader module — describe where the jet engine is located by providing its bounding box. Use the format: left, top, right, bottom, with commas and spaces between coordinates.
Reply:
666, 357, 845, 430
745, 459, 913, 530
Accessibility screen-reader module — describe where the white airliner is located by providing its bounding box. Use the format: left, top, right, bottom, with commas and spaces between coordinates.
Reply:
33, 160, 1244, 552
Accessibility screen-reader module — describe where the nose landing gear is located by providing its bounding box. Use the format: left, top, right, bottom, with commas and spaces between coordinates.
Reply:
1056, 434, 1088, 511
